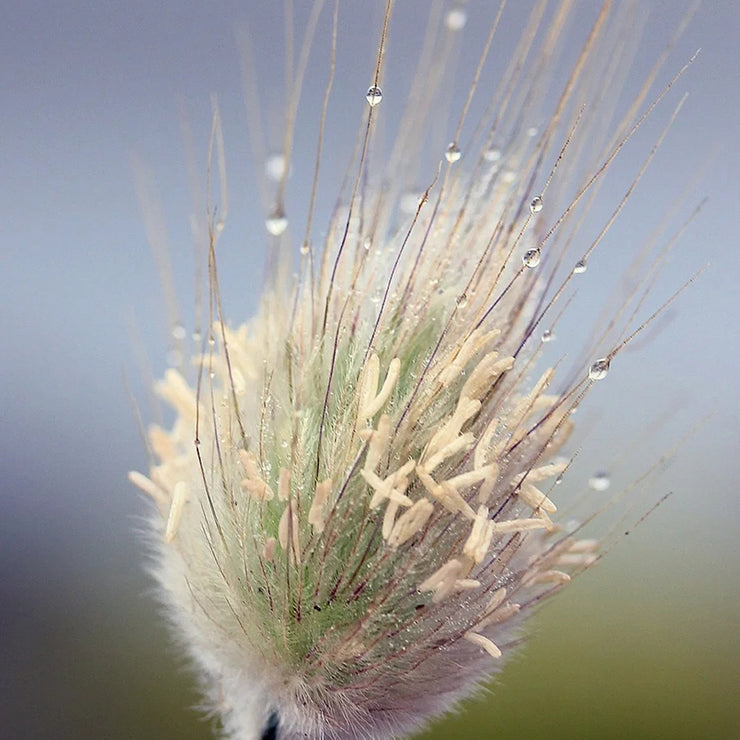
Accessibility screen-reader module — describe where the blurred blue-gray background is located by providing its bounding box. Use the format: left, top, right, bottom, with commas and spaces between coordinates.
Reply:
1, 1, 738, 738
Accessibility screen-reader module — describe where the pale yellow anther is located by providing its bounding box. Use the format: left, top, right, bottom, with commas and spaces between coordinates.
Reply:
387, 498, 434, 548
533, 569, 571, 585
557, 553, 598, 567
535, 509, 556, 531
128, 470, 168, 508
462, 354, 515, 400
510, 368, 554, 426
362, 467, 414, 509
165, 481, 188, 543
427, 397, 481, 457
419, 559, 465, 602
517, 483, 557, 513
474, 417, 501, 470
362, 357, 401, 420
416, 466, 476, 519
308, 478, 332, 533
424, 432, 474, 472
438, 328, 500, 386
149, 425, 177, 461
357, 354, 380, 430
262, 537, 277, 562
485, 587, 508, 614
445, 465, 496, 491
155, 369, 198, 419
438, 481, 477, 519
489, 517, 550, 534
477, 464, 500, 503
513, 461, 568, 485
364, 414, 391, 473
464, 506, 494, 563
479, 602, 521, 627
239, 450, 275, 502
569, 538, 599, 553
464, 632, 502, 658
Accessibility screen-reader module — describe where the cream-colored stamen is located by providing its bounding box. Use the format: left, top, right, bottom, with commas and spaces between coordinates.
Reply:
424, 432, 474, 472
149, 425, 177, 461
165, 481, 187, 543
512, 461, 568, 485
308, 478, 332, 533
517, 483, 557, 513
387, 498, 434, 548
438, 328, 500, 386
489, 517, 550, 534
154, 369, 199, 419
128, 470, 168, 508
262, 537, 277, 562
462, 353, 515, 401
426, 397, 481, 458
464, 631, 502, 658
364, 414, 391, 473
417, 466, 476, 519
464, 506, 494, 563
362, 357, 401, 420
239, 450, 275, 502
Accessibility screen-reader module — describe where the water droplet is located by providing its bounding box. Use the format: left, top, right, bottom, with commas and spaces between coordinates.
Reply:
588, 471, 611, 491
484, 147, 501, 162
171, 323, 186, 341
527, 126, 539, 138
300, 241, 310, 256
265, 153, 287, 181
366, 85, 383, 107
529, 195, 544, 214
456, 292, 469, 308
541, 329, 555, 343
588, 358, 610, 381
445, 142, 461, 163
554, 474, 563, 485
573, 259, 587, 274
502, 169, 517, 183
445, 8, 467, 30
362, 238, 372, 252
266, 209, 288, 236
523, 248, 541, 268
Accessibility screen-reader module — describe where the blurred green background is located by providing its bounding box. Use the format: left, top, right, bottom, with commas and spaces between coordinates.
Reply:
1, 1, 738, 738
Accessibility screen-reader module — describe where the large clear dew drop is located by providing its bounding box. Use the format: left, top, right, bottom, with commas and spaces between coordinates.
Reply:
366, 85, 383, 107
573, 259, 587, 274
445, 8, 467, 31
588, 358, 610, 381
265, 153, 287, 181
266, 209, 288, 236
588, 471, 611, 491
529, 195, 544, 214
523, 248, 541, 268
445, 142, 461, 163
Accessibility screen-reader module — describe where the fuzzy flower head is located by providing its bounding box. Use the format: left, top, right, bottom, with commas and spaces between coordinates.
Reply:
130, 3, 696, 739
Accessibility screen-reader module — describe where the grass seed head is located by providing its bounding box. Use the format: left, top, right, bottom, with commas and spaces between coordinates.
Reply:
130, 2, 700, 738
